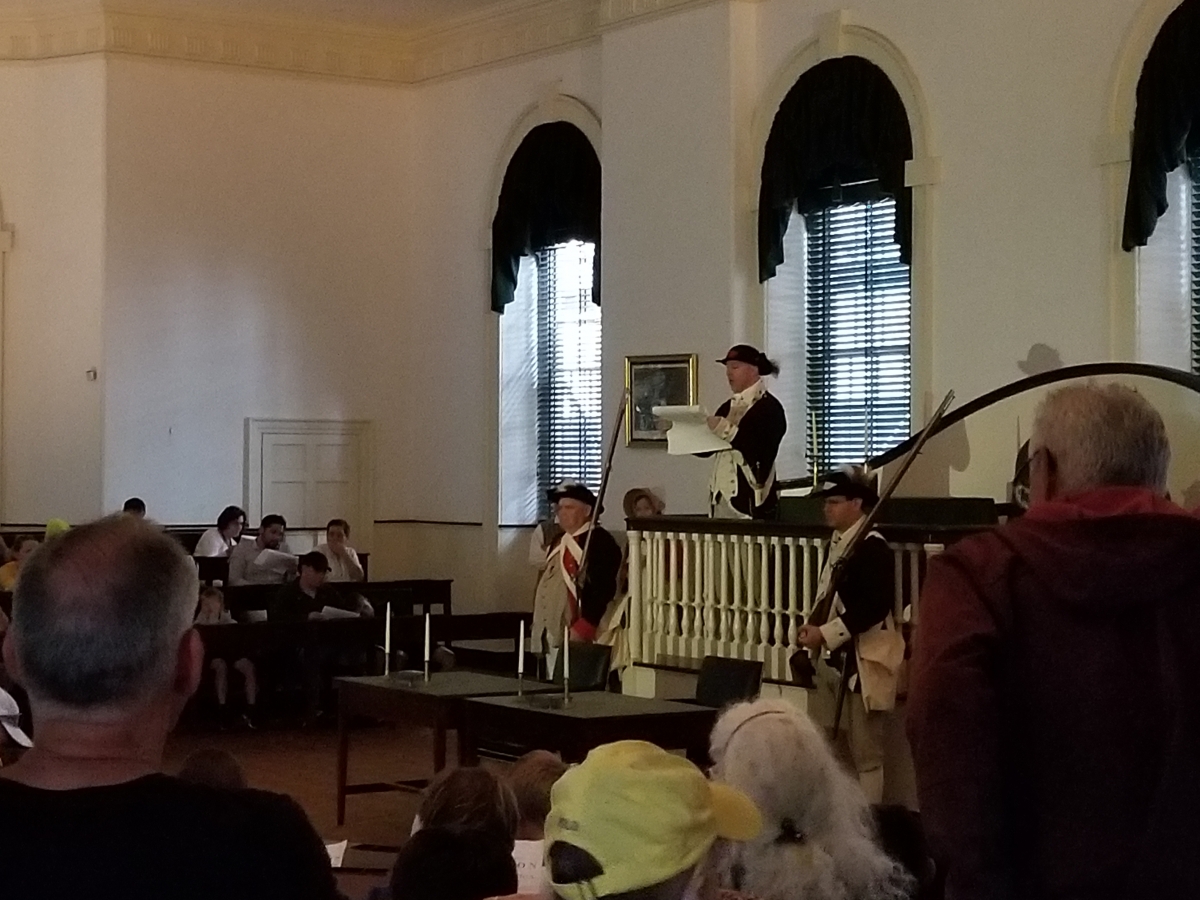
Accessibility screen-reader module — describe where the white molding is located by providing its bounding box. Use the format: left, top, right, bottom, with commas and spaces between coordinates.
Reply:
244, 417, 375, 545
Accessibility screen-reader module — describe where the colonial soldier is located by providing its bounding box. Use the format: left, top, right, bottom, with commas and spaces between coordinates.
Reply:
704, 345, 787, 519
798, 467, 905, 804
531, 482, 622, 667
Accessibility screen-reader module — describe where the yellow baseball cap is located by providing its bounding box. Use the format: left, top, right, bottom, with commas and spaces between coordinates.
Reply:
545, 741, 761, 899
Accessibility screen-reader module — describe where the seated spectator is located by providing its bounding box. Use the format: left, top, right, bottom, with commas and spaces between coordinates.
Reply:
707, 699, 911, 900
194, 506, 247, 558
623, 486, 665, 520
506, 750, 568, 895
0, 515, 339, 899
390, 828, 518, 900
317, 518, 365, 582
0, 535, 37, 591
414, 765, 519, 849
122, 497, 147, 518
178, 748, 248, 791
195, 587, 257, 728
228, 514, 295, 585
269, 553, 361, 622
546, 740, 761, 900
0, 684, 31, 752
43, 518, 69, 540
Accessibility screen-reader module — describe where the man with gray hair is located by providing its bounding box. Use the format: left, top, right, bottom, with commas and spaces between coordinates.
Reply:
908, 383, 1200, 900
0, 516, 340, 900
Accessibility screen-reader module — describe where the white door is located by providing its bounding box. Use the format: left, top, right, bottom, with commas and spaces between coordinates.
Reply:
246, 420, 373, 542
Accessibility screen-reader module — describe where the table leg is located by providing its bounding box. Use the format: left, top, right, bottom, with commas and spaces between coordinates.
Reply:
433, 710, 448, 773
336, 701, 350, 826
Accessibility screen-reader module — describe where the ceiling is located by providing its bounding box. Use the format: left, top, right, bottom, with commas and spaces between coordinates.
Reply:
0, 0, 513, 31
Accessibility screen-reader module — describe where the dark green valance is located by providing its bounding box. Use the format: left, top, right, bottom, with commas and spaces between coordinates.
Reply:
1122, 0, 1200, 251
758, 56, 913, 282
491, 121, 601, 313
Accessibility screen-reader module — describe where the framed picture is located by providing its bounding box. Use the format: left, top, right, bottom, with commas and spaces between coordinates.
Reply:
625, 353, 698, 445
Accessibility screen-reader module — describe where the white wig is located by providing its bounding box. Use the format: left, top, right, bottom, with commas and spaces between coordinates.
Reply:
708, 699, 911, 900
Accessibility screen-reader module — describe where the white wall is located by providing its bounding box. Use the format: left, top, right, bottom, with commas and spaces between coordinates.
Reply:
0, 58, 106, 524
0, 0, 1181, 609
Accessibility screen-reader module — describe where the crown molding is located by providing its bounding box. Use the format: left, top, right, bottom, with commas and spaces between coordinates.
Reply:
0, 0, 737, 83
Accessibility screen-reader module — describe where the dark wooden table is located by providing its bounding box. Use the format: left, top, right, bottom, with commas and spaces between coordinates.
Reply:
334, 670, 558, 825
458, 691, 719, 766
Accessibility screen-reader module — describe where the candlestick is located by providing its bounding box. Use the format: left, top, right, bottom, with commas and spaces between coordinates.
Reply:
424, 612, 431, 682
517, 624, 525, 676
384, 601, 392, 676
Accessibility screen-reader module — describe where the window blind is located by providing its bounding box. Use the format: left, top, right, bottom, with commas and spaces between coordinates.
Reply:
1191, 163, 1200, 373
805, 194, 912, 469
536, 241, 602, 514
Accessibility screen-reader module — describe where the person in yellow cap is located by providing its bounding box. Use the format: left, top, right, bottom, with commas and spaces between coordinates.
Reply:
545, 740, 762, 900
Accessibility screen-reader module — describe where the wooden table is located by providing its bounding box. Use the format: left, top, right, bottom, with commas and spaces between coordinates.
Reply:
334, 670, 558, 825
458, 691, 719, 766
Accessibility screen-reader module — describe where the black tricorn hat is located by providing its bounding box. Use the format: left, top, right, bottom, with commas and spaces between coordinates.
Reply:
811, 466, 880, 505
717, 344, 778, 376
547, 481, 599, 509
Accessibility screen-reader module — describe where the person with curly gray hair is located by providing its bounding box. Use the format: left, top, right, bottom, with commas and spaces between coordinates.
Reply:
708, 699, 912, 900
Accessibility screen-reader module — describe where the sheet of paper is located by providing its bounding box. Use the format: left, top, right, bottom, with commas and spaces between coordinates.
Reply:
253, 548, 297, 573
317, 605, 359, 620
512, 840, 546, 896
653, 405, 731, 456
325, 840, 348, 868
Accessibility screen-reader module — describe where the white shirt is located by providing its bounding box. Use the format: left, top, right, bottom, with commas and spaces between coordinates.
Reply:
710, 378, 767, 505
194, 527, 235, 558
316, 542, 364, 582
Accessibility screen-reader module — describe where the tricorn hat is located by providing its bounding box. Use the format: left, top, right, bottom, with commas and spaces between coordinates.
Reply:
717, 344, 778, 376
811, 465, 880, 505
548, 480, 599, 509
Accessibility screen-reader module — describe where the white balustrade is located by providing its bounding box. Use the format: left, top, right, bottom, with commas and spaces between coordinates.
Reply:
626, 521, 952, 682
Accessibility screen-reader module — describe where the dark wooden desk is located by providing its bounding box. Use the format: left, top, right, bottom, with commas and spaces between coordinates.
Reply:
458, 692, 718, 766
333, 671, 558, 825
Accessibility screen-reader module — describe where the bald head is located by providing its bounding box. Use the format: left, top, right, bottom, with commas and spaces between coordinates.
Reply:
1031, 383, 1170, 499
8, 515, 198, 717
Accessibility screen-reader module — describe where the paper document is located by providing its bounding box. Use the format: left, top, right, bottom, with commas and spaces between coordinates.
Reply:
513, 840, 547, 895
317, 605, 359, 620
653, 405, 731, 456
253, 549, 297, 573
324, 840, 348, 868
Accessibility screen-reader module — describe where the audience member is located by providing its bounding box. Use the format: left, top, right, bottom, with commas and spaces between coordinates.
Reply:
228, 514, 295, 585
390, 828, 518, 900
546, 740, 761, 900
0, 684, 31, 751
317, 518, 365, 582
909, 383, 1200, 900
415, 765, 519, 849
194, 505, 247, 558
43, 518, 69, 539
872, 806, 940, 900
708, 699, 911, 900
178, 747, 249, 791
0, 535, 38, 591
623, 487, 665, 519
0, 515, 340, 899
122, 497, 147, 518
269, 552, 348, 622
195, 587, 258, 727
506, 750, 568, 896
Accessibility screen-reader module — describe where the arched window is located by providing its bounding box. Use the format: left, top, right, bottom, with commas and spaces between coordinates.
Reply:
1123, 0, 1200, 372
493, 121, 602, 524
759, 56, 913, 473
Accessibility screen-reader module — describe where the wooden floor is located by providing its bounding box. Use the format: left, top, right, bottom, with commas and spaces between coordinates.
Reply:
165, 722, 469, 899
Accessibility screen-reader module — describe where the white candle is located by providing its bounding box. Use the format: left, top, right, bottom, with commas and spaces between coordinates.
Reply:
424, 612, 431, 665
384, 601, 392, 661
518, 624, 525, 676
563, 626, 570, 685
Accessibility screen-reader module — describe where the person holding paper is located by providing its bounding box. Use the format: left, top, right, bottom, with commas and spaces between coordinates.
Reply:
531, 482, 621, 657
704, 345, 787, 519
228, 514, 296, 585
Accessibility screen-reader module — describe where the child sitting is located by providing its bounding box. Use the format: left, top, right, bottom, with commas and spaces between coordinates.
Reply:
195, 587, 258, 728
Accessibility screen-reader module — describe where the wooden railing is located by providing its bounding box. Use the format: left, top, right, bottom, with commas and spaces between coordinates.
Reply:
626, 516, 985, 682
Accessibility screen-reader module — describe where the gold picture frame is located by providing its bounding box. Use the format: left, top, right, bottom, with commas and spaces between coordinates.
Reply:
624, 353, 699, 446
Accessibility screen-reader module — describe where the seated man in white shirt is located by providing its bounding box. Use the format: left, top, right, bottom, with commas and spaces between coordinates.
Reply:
316, 519, 364, 583
227, 514, 295, 586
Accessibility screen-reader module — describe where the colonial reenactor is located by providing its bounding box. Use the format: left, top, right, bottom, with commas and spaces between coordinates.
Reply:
531, 481, 622, 662
704, 345, 787, 519
798, 467, 905, 804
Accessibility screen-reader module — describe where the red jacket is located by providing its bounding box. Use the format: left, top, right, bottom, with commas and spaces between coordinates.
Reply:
908, 487, 1200, 900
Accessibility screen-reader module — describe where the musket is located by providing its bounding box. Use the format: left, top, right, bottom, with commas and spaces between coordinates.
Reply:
791, 391, 956, 737
576, 389, 630, 590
